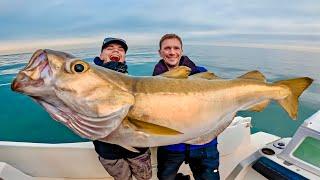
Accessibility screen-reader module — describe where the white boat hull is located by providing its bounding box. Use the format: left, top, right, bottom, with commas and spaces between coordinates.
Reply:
0, 117, 279, 180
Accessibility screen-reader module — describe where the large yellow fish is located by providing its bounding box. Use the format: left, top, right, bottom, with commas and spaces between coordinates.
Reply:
12, 49, 313, 150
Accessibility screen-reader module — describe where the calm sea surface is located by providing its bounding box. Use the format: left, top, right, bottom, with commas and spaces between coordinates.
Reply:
1, 45, 319, 143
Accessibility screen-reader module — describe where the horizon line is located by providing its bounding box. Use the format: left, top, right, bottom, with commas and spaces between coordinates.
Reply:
0, 35, 320, 55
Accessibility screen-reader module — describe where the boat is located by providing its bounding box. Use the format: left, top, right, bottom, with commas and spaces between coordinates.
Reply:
1, 110, 319, 180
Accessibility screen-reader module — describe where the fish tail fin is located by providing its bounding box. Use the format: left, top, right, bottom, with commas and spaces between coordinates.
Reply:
274, 77, 313, 119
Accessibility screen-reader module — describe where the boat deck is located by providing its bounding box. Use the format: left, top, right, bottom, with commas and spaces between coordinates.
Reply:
0, 117, 279, 180
0, 133, 279, 180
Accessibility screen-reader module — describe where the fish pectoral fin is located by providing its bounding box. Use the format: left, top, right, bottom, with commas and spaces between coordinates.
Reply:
238, 70, 266, 82
190, 71, 220, 80
127, 117, 183, 135
118, 144, 140, 153
159, 66, 191, 79
185, 113, 236, 145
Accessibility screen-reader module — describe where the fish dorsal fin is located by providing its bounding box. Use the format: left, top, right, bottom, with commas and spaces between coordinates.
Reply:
238, 70, 266, 82
238, 71, 270, 112
127, 117, 183, 135
190, 71, 220, 80
160, 66, 191, 79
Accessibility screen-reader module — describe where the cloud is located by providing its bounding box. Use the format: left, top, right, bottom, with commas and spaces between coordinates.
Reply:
0, 0, 320, 52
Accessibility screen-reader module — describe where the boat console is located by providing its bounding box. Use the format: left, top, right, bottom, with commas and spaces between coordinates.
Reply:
227, 110, 320, 180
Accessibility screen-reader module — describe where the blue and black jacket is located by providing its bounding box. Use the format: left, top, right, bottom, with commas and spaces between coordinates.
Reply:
153, 56, 218, 152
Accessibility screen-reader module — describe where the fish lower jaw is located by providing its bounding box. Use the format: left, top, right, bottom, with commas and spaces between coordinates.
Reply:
24, 79, 44, 87
11, 78, 44, 93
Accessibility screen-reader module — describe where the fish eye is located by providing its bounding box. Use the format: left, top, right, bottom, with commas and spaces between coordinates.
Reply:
70, 60, 89, 73
74, 64, 84, 72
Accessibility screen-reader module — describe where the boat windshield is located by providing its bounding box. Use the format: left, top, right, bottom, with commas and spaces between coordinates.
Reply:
293, 136, 320, 168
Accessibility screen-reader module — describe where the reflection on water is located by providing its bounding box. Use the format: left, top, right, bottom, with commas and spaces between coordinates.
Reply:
0, 45, 319, 143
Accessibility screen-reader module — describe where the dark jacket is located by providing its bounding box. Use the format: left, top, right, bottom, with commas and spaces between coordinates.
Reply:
153, 56, 200, 76
93, 57, 148, 159
153, 56, 218, 152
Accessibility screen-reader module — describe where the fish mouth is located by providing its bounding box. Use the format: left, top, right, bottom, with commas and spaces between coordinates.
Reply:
12, 50, 51, 92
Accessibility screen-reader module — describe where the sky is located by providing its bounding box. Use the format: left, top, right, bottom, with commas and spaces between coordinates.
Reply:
0, 0, 320, 54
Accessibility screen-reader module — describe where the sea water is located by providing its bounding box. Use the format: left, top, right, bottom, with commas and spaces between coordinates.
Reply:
0, 45, 319, 143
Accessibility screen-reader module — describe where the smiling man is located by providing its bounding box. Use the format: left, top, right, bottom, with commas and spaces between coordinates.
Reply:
153, 34, 220, 180
93, 37, 129, 73
153, 34, 202, 75
92, 37, 152, 180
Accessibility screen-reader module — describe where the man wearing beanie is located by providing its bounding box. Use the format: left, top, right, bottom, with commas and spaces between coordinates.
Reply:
92, 37, 152, 180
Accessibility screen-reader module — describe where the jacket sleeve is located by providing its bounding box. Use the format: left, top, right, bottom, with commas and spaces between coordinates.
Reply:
152, 65, 160, 76
196, 66, 208, 73
153, 61, 167, 76
93, 57, 103, 66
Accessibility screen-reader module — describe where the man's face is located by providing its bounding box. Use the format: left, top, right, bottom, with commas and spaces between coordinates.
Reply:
159, 38, 183, 68
100, 43, 126, 63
